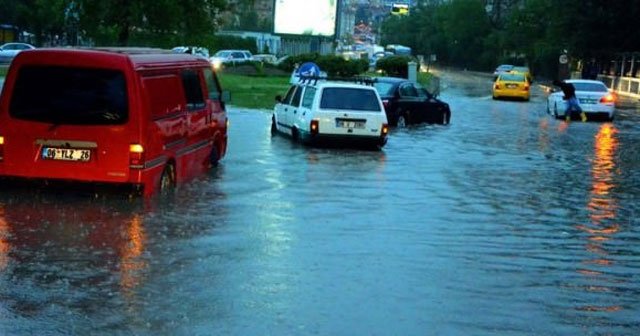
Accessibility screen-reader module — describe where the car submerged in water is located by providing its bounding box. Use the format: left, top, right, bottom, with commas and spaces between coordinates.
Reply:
272, 77, 389, 149
547, 79, 616, 121
373, 77, 451, 127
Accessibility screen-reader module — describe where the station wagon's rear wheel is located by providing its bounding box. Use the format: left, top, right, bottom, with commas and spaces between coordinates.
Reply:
159, 164, 176, 194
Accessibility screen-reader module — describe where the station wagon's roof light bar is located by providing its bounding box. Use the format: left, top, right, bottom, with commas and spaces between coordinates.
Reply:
298, 75, 377, 86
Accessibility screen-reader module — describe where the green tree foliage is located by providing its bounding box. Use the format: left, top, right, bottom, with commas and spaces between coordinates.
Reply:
1, 0, 227, 47
380, 0, 640, 78
80, 0, 227, 46
376, 55, 413, 78
278, 53, 368, 77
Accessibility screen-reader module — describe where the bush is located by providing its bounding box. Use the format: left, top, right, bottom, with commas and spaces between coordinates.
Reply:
376, 55, 414, 78
277, 53, 368, 77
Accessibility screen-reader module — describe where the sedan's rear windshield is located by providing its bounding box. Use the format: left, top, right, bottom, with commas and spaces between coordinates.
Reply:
320, 87, 381, 112
572, 82, 608, 92
9, 66, 128, 125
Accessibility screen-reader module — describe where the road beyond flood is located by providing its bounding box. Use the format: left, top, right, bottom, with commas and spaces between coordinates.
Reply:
1, 70, 639, 335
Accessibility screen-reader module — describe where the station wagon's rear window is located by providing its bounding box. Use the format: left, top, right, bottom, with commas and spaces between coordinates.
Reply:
320, 87, 381, 112
9, 66, 128, 125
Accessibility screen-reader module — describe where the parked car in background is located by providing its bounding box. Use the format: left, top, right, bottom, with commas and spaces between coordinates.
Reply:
209, 49, 253, 69
493, 64, 513, 80
547, 79, 616, 121
272, 78, 389, 149
171, 46, 209, 60
0, 42, 35, 64
493, 73, 530, 101
373, 77, 451, 127
0, 47, 229, 196
253, 54, 278, 64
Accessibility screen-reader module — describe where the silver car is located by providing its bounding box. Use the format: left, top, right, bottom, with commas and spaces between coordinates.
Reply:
0, 42, 35, 64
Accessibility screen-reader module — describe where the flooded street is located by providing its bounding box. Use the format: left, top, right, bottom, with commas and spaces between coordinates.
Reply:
1, 71, 639, 335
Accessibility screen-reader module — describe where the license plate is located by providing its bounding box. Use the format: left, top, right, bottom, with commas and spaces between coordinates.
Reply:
337, 120, 365, 129
41, 147, 91, 162
580, 99, 597, 104
507, 84, 517, 89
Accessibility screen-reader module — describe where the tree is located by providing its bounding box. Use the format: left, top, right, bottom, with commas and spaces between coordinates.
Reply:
79, 0, 227, 46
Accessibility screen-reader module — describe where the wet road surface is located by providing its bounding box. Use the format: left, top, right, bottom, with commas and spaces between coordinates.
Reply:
1, 71, 639, 335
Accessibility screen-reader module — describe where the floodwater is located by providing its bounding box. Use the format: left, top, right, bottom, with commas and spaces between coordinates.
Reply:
1, 71, 639, 335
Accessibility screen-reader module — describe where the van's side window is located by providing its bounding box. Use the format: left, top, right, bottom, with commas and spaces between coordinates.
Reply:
203, 68, 222, 100
181, 70, 205, 110
290, 85, 303, 107
301, 87, 316, 108
143, 74, 184, 119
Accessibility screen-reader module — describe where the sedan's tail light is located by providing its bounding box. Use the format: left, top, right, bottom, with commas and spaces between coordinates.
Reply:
0, 136, 4, 161
382, 99, 389, 108
600, 94, 615, 103
524, 84, 530, 91
494, 84, 500, 89
310, 120, 319, 135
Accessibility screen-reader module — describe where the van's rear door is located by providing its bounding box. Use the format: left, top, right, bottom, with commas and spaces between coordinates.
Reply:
1, 63, 134, 182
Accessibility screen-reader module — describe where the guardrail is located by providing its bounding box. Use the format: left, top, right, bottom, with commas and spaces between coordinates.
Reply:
598, 75, 640, 99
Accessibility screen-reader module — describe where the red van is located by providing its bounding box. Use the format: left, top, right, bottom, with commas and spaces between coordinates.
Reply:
0, 48, 228, 196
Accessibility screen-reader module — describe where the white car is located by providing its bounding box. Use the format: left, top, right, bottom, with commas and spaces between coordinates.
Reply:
209, 49, 253, 69
547, 79, 616, 121
0, 42, 35, 64
272, 79, 389, 148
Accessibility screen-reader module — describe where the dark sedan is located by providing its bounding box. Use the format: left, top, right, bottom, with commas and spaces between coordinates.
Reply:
373, 77, 451, 127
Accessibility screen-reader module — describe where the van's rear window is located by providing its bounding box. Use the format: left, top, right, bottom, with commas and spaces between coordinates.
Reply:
320, 88, 381, 112
9, 66, 128, 125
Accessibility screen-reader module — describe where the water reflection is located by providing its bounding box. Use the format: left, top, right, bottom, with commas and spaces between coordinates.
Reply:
575, 123, 622, 313
0, 194, 150, 318
0, 206, 9, 271
119, 213, 147, 295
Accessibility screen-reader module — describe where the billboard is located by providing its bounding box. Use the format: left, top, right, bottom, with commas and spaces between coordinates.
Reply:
273, 0, 338, 37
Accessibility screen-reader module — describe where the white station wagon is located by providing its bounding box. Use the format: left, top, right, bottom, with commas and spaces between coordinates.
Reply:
272, 78, 389, 148
547, 79, 616, 121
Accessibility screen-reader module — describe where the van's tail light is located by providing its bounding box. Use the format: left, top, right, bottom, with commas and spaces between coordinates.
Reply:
600, 94, 615, 103
381, 123, 389, 136
0, 136, 4, 161
129, 144, 145, 168
310, 120, 319, 135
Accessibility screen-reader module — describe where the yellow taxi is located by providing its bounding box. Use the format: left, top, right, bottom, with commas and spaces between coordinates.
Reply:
492, 73, 530, 101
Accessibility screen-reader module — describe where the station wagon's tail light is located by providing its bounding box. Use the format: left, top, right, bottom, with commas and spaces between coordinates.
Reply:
310, 120, 319, 135
129, 144, 145, 168
381, 124, 389, 136
600, 94, 615, 103
0, 136, 4, 161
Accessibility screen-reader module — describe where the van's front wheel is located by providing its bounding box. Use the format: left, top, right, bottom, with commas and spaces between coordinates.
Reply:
159, 164, 176, 194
